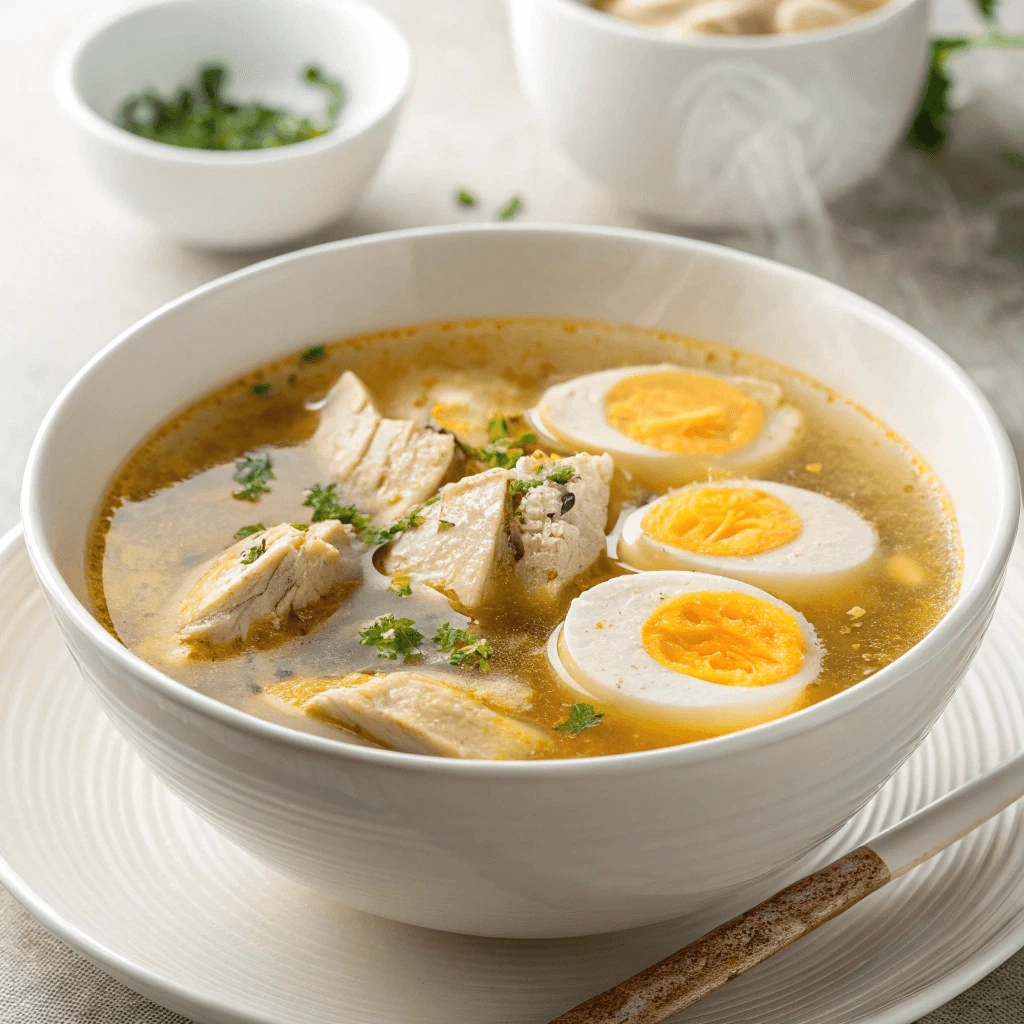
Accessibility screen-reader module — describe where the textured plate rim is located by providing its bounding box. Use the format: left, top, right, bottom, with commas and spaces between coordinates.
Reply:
2, 518, 1023, 1024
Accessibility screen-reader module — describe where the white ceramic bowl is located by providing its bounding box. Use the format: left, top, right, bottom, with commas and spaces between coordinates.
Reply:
56, 0, 412, 250
508, 0, 930, 229
22, 226, 1018, 938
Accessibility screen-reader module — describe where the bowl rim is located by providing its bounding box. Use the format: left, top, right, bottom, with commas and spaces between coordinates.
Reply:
53, 0, 414, 167
21, 223, 1020, 778
522, 0, 928, 49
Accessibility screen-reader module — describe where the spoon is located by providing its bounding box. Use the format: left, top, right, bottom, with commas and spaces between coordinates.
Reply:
549, 748, 1024, 1023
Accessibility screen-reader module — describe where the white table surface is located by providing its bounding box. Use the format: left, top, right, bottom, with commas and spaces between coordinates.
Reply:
2, 0, 1024, 1020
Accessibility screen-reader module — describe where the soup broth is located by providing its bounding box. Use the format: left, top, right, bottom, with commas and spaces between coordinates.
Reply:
88, 319, 961, 758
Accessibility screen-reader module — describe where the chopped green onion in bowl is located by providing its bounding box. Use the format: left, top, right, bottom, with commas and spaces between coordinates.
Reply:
117, 62, 344, 151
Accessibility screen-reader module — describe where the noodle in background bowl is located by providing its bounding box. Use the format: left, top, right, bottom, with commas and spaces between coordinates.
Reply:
21, 226, 1018, 938
507, 0, 930, 230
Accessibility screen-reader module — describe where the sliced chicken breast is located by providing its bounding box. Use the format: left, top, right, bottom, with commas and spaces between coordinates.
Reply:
179, 521, 356, 645
302, 672, 551, 759
312, 371, 454, 523
511, 453, 614, 597
380, 468, 510, 609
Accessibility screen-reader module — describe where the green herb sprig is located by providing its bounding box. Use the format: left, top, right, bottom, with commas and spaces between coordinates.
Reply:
235, 523, 265, 539
118, 62, 344, 152
458, 416, 538, 469
555, 703, 605, 736
388, 576, 413, 597
359, 615, 424, 662
240, 539, 266, 565
301, 344, 328, 363
497, 196, 522, 221
233, 454, 274, 502
433, 622, 493, 672
303, 483, 426, 545
909, 0, 1024, 153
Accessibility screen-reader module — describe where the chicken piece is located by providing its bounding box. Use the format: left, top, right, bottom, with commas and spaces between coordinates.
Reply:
380, 468, 510, 609
312, 371, 454, 523
511, 453, 614, 597
179, 521, 356, 645
302, 672, 551, 759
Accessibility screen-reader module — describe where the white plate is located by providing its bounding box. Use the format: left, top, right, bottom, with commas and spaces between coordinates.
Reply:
2, 523, 1024, 1024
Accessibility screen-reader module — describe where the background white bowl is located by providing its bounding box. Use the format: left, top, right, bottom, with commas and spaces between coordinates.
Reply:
56, 0, 412, 250
22, 226, 1018, 938
507, 0, 931, 230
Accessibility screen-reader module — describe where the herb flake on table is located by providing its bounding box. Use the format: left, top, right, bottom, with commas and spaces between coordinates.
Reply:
555, 703, 604, 735
433, 622, 493, 671
117, 62, 344, 152
497, 195, 522, 221
359, 614, 424, 662
233, 454, 274, 501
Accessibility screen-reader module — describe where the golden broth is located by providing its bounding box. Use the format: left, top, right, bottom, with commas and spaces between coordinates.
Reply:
87, 319, 962, 757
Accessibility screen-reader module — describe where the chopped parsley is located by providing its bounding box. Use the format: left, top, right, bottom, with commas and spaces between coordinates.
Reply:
359, 615, 423, 662
240, 539, 266, 565
456, 189, 477, 207
1006, 150, 1024, 169
235, 523, 265, 539
302, 484, 426, 545
301, 344, 328, 363
497, 195, 522, 221
438, 519, 455, 531
388, 576, 413, 597
543, 464, 576, 485
117, 62, 344, 152
508, 464, 578, 520
459, 415, 538, 469
291, 523, 310, 531
555, 703, 604, 735
433, 622, 493, 672
233, 453, 274, 502
252, 382, 272, 396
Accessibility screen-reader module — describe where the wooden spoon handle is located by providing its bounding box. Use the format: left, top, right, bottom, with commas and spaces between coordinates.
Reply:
549, 846, 891, 1024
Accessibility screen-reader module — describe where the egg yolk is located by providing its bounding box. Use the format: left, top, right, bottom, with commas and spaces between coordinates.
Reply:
641, 591, 805, 686
642, 487, 802, 557
604, 371, 764, 455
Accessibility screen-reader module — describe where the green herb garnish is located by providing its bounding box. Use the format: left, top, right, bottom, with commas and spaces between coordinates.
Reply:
240, 539, 266, 565
359, 615, 423, 662
456, 189, 477, 207
433, 622, 493, 672
291, 523, 310, 531
303, 484, 425, 545
117, 62, 344, 152
235, 523, 265, 539
909, 0, 1024, 154
497, 196, 522, 221
252, 382, 272, 396
458, 415, 537, 469
388, 576, 413, 597
438, 519, 455, 531
555, 703, 604, 735
1006, 150, 1024, 169
233, 454, 274, 502
542, 464, 576, 485
301, 344, 328, 363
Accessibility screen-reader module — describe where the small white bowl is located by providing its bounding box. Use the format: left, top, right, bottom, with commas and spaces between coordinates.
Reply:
56, 0, 412, 250
508, 0, 930, 229
21, 226, 1018, 938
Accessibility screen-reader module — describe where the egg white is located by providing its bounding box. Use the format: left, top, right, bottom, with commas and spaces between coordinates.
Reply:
529, 364, 803, 486
549, 570, 823, 729
617, 480, 878, 601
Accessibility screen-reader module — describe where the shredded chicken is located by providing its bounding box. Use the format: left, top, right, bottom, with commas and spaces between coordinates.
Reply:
179, 521, 356, 644
311, 371, 454, 523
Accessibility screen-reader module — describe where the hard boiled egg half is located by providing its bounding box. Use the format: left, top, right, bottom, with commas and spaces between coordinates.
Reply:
548, 571, 823, 729
616, 479, 877, 601
530, 364, 802, 486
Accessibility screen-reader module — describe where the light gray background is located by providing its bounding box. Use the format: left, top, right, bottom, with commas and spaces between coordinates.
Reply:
2, 0, 1023, 1019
